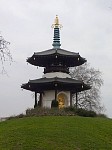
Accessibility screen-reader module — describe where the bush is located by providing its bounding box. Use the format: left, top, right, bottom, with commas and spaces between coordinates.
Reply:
64, 107, 75, 112
76, 108, 97, 117
64, 107, 97, 117
7, 113, 25, 120
51, 100, 59, 108
25, 107, 75, 116
38, 100, 41, 107
97, 113, 107, 118
8, 107, 99, 120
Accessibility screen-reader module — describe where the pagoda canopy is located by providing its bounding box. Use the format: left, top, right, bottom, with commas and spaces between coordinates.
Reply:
21, 77, 90, 93
27, 48, 86, 67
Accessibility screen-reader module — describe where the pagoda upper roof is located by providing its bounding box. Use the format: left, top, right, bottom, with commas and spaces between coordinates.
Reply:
21, 77, 90, 93
34, 48, 78, 56
27, 48, 86, 67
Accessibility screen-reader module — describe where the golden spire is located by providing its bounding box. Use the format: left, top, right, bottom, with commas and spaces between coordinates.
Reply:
55, 15, 59, 26
52, 15, 62, 28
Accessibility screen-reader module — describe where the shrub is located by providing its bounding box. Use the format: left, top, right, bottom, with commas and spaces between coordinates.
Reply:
51, 100, 59, 108
17, 113, 25, 118
25, 107, 75, 116
64, 107, 97, 117
76, 108, 97, 117
7, 113, 25, 120
97, 113, 107, 118
64, 107, 75, 112
38, 100, 41, 107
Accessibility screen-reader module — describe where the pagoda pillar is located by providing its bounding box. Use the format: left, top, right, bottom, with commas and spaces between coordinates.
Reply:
55, 83, 57, 101
39, 93, 42, 107
34, 92, 37, 108
37, 93, 42, 107
55, 89, 57, 101
76, 92, 78, 109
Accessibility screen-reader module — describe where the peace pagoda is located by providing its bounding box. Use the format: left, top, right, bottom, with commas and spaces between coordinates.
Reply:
21, 16, 90, 109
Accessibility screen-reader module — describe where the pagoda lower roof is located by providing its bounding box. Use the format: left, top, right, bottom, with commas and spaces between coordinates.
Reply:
27, 48, 86, 67
21, 77, 90, 93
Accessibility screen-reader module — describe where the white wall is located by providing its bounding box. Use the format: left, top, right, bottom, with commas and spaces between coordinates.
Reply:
42, 90, 55, 108
43, 72, 71, 78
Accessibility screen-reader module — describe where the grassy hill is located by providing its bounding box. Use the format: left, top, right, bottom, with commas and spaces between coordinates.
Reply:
0, 116, 112, 150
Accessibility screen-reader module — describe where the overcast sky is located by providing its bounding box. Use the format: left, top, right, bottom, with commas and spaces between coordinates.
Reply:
0, 0, 112, 118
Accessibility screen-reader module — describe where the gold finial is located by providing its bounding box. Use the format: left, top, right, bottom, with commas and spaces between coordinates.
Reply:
55, 15, 59, 26
52, 15, 63, 28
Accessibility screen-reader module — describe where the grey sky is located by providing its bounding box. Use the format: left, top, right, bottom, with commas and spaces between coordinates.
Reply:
0, 0, 112, 117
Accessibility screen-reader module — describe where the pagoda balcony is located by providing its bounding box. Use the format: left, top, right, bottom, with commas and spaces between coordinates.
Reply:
44, 66, 69, 74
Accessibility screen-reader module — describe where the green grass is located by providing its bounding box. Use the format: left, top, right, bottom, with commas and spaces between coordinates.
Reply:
0, 116, 112, 150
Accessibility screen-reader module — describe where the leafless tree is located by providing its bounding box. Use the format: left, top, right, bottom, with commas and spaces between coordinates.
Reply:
0, 34, 12, 73
69, 63, 104, 113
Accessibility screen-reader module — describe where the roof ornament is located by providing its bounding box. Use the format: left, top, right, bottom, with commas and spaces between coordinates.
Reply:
52, 15, 63, 29
52, 15, 62, 49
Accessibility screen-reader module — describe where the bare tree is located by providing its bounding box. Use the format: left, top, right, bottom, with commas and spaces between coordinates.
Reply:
69, 63, 104, 113
0, 34, 12, 73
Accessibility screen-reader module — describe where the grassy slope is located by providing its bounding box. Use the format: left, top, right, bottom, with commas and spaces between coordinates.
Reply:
0, 116, 112, 150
